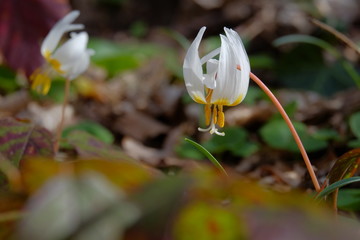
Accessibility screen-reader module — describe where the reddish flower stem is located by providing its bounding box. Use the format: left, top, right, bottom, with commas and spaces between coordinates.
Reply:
248, 71, 321, 192
54, 78, 71, 153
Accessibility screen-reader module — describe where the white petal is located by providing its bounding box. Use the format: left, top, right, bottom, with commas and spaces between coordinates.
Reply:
211, 34, 236, 104
52, 32, 91, 79
63, 50, 91, 80
203, 59, 218, 89
183, 27, 207, 103
41, 10, 84, 56
200, 47, 220, 65
224, 28, 250, 104
53, 32, 88, 64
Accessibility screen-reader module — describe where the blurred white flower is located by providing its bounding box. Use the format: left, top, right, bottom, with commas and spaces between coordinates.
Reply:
183, 27, 250, 136
31, 10, 94, 95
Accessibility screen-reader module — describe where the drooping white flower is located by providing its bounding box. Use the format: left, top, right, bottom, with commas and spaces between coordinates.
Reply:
31, 10, 94, 95
183, 27, 250, 136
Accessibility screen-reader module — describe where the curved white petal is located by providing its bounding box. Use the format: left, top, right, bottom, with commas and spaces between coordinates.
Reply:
203, 59, 218, 89
63, 50, 91, 80
183, 27, 207, 103
41, 10, 84, 56
52, 32, 91, 79
224, 28, 250, 105
211, 34, 236, 104
210, 28, 250, 105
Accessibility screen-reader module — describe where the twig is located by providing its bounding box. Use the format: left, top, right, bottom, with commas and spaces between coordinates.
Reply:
311, 18, 360, 55
248, 71, 321, 192
54, 78, 71, 153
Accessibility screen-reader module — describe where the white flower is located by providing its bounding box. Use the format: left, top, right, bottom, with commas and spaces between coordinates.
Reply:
183, 27, 250, 136
31, 10, 94, 95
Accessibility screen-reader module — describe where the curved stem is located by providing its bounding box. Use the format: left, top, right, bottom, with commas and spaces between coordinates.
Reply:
249, 71, 321, 192
54, 78, 70, 153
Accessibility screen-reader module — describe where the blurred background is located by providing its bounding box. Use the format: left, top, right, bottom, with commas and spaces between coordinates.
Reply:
1, 0, 360, 190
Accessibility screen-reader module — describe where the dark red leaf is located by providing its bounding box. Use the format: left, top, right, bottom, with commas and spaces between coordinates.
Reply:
0, 0, 70, 76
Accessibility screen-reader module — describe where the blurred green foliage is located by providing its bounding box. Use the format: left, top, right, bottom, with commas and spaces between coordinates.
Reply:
338, 189, 360, 211
349, 112, 360, 148
274, 34, 360, 95
0, 65, 18, 93
88, 38, 182, 78
202, 127, 259, 158
63, 121, 115, 144
260, 119, 328, 153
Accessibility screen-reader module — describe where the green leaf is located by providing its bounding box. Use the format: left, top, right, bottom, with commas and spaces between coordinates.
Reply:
230, 142, 259, 158
63, 121, 114, 145
337, 189, 360, 211
316, 176, 360, 199
18, 172, 140, 240
66, 130, 131, 161
0, 117, 53, 166
202, 127, 258, 157
273, 34, 340, 58
185, 138, 228, 176
259, 119, 327, 152
176, 140, 205, 160
349, 112, 360, 139
312, 128, 341, 141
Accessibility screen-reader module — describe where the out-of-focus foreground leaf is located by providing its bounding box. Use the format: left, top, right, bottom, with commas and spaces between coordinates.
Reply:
0, 0, 69, 76
18, 172, 140, 240
21, 158, 155, 195
0, 159, 359, 239
0, 117, 53, 166
174, 201, 245, 240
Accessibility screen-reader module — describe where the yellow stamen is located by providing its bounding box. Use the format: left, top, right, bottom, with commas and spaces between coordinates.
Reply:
213, 105, 218, 125
205, 104, 211, 126
205, 88, 213, 103
217, 105, 225, 128
30, 69, 52, 95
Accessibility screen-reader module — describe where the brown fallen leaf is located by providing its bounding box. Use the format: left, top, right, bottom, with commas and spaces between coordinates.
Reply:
122, 137, 164, 166
113, 103, 169, 141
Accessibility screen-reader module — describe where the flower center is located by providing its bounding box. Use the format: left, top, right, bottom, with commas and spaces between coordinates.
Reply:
199, 87, 225, 136
44, 51, 65, 74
